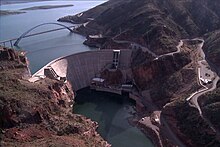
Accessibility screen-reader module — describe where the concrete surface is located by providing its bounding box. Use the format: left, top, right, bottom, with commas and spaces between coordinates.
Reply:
30, 49, 132, 91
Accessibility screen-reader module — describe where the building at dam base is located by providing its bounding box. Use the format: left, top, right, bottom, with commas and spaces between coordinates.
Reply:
30, 49, 145, 111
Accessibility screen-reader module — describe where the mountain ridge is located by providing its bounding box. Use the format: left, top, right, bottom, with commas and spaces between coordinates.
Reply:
58, 0, 220, 146
59, 0, 220, 56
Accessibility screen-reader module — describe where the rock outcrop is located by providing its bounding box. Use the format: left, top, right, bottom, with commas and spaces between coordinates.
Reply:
101, 69, 123, 85
204, 30, 220, 74
0, 47, 110, 147
199, 81, 220, 131
0, 47, 27, 70
162, 101, 220, 147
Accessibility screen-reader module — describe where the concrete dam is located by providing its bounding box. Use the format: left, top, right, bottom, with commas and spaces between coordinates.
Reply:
31, 49, 132, 91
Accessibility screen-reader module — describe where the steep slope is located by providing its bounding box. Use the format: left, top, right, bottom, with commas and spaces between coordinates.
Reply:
204, 29, 220, 73
199, 81, 220, 131
59, 0, 220, 55
57, 0, 220, 146
0, 47, 109, 147
163, 101, 220, 147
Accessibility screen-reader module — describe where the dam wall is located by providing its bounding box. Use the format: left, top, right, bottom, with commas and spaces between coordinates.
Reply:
33, 49, 132, 91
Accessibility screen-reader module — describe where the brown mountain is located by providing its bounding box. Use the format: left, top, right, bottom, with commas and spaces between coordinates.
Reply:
59, 0, 220, 55
58, 0, 220, 146
0, 47, 109, 147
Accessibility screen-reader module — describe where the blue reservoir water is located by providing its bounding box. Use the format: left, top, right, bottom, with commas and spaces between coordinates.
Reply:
74, 89, 154, 147
0, 1, 104, 73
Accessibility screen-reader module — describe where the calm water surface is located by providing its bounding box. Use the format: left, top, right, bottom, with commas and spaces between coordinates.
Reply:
74, 89, 154, 147
0, 1, 104, 73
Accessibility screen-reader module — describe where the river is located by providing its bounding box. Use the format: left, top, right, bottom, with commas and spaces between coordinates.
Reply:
0, 1, 154, 146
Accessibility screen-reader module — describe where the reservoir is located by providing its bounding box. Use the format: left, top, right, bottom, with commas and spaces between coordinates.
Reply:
0, 1, 154, 146
0, 0, 104, 73
74, 89, 154, 147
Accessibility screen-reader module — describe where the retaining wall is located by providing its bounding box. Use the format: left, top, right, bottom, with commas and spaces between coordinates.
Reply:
35, 49, 132, 91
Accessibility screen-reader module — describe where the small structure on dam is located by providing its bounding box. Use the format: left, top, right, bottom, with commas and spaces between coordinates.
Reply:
30, 49, 132, 91
30, 49, 145, 112
112, 50, 120, 69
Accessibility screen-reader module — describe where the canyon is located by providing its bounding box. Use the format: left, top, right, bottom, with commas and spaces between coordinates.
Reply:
1, 0, 220, 146
0, 47, 110, 147
57, 0, 220, 146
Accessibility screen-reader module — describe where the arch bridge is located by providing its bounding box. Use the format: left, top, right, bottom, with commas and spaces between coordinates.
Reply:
14, 22, 74, 46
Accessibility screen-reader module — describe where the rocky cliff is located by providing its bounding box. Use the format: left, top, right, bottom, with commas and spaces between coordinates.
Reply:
131, 41, 202, 106
204, 30, 220, 74
0, 47, 109, 147
162, 101, 220, 147
199, 81, 220, 131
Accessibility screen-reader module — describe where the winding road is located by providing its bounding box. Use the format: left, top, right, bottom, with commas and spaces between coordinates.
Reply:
156, 38, 219, 146
186, 39, 219, 115
185, 39, 220, 136
112, 36, 158, 58
112, 32, 183, 60
156, 40, 183, 59
74, 20, 220, 146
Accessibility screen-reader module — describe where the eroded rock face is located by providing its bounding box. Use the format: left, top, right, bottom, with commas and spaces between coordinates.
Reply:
204, 30, 220, 74
130, 50, 200, 108
0, 47, 26, 63
132, 52, 191, 90
49, 81, 74, 108
0, 47, 27, 70
199, 82, 220, 131
0, 47, 110, 147
101, 69, 123, 85
162, 102, 220, 147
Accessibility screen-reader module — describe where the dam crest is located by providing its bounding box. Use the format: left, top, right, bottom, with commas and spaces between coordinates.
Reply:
30, 49, 132, 91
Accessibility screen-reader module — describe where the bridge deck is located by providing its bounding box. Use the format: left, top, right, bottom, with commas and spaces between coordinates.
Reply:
0, 24, 76, 47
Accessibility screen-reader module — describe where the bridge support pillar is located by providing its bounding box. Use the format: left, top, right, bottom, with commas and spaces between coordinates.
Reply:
10, 40, 13, 48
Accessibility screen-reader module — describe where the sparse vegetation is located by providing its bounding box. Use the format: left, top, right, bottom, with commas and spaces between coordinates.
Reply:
199, 83, 220, 130
175, 102, 219, 146
59, 0, 220, 55
0, 47, 109, 147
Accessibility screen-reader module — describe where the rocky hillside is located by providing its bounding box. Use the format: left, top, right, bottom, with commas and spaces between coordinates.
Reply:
59, 0, 220, 55
199, 81, 220, 131
204, 29, 220, 73
163, 100, 220, 147
0, 47, 109, 147
57, 0, 220, 146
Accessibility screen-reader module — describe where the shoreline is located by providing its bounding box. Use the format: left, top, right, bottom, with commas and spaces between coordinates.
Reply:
0, 4, 74, 16
92, 86, 162, 147
0, 10, 26, 16
128, 116, 161, 147
0, 0, 55, 5
20, 4, 74, 11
